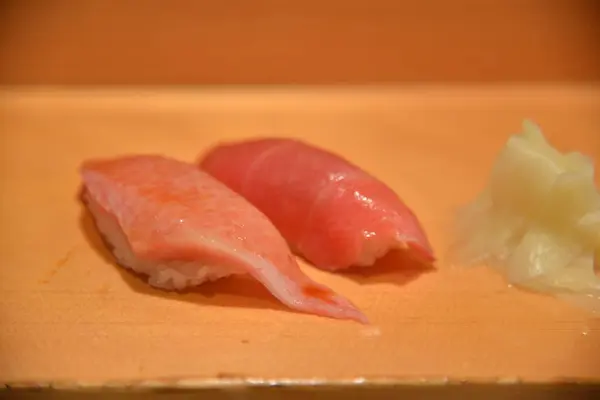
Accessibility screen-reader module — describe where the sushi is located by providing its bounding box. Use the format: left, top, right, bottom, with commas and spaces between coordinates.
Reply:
450, 120, 600, 311
80, 154, 367, 323
198, 138, 435, 271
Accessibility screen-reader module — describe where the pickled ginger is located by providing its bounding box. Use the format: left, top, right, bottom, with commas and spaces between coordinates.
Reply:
451, 120, 600, 312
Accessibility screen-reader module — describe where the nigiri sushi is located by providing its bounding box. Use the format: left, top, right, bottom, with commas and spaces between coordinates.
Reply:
450, 120, 600, 311
80, 154, 367, 323
198, 138, 435, 271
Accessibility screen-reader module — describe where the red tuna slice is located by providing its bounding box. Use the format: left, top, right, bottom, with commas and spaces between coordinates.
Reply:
198, 138, 435, 271
80, 154, 367, 323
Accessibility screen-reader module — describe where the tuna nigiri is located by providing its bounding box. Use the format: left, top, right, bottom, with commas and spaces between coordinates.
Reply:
198, 138, 435, 271
80, 154, 366, 323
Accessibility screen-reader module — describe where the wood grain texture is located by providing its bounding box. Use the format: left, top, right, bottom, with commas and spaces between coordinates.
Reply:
0, 0, 599, 84
0, 85, 599, 386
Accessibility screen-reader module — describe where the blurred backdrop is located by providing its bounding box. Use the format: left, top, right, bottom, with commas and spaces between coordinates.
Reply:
1, 0, 599, 85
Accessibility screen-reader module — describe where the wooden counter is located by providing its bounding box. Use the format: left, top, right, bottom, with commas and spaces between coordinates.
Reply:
0, 85, 599, 396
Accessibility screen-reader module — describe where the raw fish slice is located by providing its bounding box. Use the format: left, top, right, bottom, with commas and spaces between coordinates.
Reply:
80, 154, 367, 323
198, 138, 435, 271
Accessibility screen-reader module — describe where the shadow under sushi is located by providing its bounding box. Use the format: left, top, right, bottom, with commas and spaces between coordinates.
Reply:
336, 250, 435, 286
78, 200, 291, 314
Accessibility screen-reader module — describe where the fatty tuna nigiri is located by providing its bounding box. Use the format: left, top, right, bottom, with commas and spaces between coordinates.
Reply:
199, 139, 435, 271
80, 154, 366, 323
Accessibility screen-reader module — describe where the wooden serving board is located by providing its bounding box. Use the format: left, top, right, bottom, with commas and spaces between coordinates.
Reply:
1, 85, 599, 387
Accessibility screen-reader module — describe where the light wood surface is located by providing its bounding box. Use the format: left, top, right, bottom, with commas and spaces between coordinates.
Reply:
0, 85, 599, 385
1, 0, 599, 84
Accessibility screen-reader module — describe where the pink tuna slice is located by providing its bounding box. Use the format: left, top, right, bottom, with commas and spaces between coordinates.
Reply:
80, 154, 367, 323
198, 138, 435, 271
